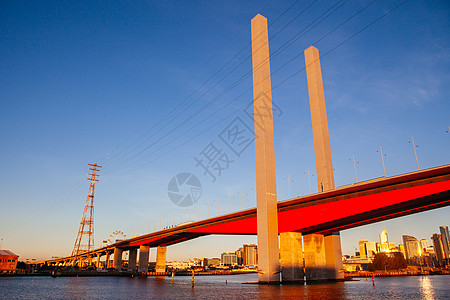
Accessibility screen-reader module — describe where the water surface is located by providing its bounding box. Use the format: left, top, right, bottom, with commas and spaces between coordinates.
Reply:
1, 274, 449, 299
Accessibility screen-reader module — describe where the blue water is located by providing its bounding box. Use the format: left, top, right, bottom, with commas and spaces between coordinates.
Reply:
1, 274, 449, 299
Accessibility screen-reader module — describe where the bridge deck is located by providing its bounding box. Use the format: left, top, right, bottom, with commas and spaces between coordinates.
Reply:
34, 165, 450, 265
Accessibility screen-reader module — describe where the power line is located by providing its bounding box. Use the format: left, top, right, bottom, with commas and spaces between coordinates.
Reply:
103, 0, 347, 174
101, 0, 318, 171
108, 0, 411, 176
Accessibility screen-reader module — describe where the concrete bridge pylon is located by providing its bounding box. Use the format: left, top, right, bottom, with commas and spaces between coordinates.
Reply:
251, 14, 280, 283
304, 45, 343, 281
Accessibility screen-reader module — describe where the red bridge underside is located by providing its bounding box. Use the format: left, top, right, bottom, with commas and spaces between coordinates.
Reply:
123, 166, 450, 248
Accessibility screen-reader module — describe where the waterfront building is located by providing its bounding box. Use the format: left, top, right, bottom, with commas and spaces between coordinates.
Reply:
243, 244, 257, 266
208, 258, 220, 266
221, 252, 238, 266
420, 239, 429, 251
235, 248, 243, 265
377, 242, 389, 253
402, 235, 421, 262
342, 256, 371, 272
359, 240, 377, 258
358, 240, 368, 258
439, 226, 450, 258
432, 233, 448, 267
380, 230, 388, 244
0, 250, 19, 273
388, 243, 397, 251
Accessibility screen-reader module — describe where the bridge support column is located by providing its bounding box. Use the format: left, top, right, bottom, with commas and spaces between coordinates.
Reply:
325, 232, 344, 280
96, 253, 101, 268
105, 252, 111, 269
251, 14, 280, 284
155, 246, 167, 273
113, 248, 123, 270
138, 245, 149, 272
128, 248, 137, 272
280, 232, 304, 282
303, 234, 327, 281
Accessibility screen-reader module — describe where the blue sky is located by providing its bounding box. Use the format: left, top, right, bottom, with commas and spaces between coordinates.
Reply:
0, 0, 449, 261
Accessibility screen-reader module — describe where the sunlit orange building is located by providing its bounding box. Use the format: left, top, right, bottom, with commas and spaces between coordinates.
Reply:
0, 250, 19, 273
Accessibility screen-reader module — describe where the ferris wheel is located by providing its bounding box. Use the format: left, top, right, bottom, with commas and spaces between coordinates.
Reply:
104, 230, 126, 245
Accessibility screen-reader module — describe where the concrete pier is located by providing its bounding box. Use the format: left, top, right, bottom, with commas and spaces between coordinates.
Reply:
105, 252, 111, 269
138, 245, 149, 272
113, 248, 123, 270
303, 234, 327, 281
280, 232, 304, 282
304, 45, 343, 281
251, 14, 280, 283
96, 253, 101, 268
325, 232, 344, 280
155, 246, 167, 273
128, 248, 137, 272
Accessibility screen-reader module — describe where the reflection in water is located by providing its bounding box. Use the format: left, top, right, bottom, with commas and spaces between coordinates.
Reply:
1, 274, 449, 299
420, 276, 434, 300
256, 282, 347, 299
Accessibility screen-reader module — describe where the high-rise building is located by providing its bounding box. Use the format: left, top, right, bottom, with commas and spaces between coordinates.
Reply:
420, 239, 429, 251
221, 252, 238, 266
432, 233, 448, 267
358, 240, 377, 258
358, 240, 368, 258
235, 248, 243, 265
380, 230, 389, 244
377, 242, 389, 253
388, 242, 396, 251
402, 235, 421, 261
439, 226, 450, 258
243, 244, 258, 266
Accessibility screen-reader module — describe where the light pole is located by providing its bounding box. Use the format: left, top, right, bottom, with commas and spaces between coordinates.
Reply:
304, 169, 314, 194
350, 154, 359, 182
283, 174, 294, 199
377, 146, 387, 177
409, 136, 420, 170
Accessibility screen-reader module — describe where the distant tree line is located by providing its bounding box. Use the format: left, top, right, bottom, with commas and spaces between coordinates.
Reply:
368, 253, 407, 271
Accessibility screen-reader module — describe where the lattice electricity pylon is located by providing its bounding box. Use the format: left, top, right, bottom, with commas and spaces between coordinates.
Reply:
71, 163, 101, 263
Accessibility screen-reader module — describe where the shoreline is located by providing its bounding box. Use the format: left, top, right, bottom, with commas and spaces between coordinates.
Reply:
345, 269, 450, 278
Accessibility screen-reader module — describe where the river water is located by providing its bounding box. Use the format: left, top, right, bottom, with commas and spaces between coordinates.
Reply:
1, 274, 449, 299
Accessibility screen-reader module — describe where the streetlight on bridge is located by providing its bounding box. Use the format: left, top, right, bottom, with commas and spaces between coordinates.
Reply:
409, 136, 420, 171
349, 154, 359, 183
377, 146, 387, 177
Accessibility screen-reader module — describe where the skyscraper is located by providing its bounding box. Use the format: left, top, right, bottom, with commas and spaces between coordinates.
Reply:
221, 252, 238, 266
402, 235, 421, 261
380, 230, 389, 244
420, 239, 429, 251
431, 233, 448, 267
358, 240, 377, 258
439, 226, 450, 258
243, 244, 258, 266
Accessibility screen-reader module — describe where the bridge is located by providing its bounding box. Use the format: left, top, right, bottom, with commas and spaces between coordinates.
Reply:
35, 165, 450, 274
30, 14, 450, 283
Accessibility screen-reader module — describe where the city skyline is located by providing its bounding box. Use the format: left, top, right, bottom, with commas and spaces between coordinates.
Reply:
1, 1, 449, 261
